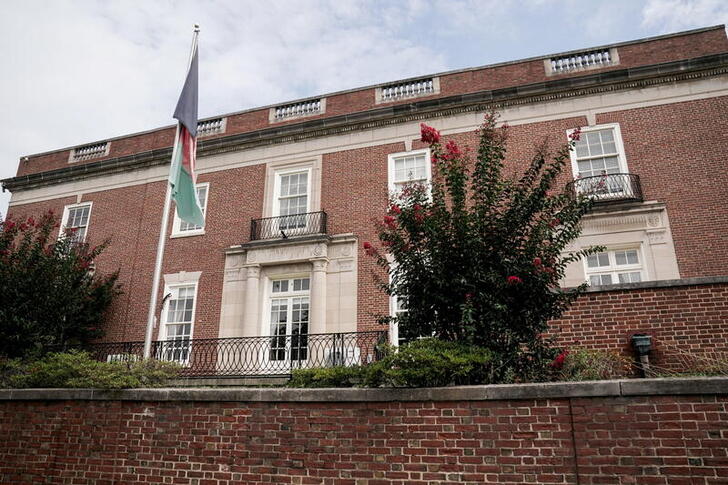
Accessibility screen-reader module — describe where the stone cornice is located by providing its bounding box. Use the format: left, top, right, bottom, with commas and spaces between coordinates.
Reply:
3, 53, 728, 193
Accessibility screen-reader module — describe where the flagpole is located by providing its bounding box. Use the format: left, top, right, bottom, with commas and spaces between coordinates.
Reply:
143, 24, 200, 359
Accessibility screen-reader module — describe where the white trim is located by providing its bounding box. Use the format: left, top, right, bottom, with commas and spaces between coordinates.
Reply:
272, 167, 312, 218
157, 279, 199, 366
171, 182, 210, 238
582, 245, 647, 286
9, 77, 728, 207
387, 148, 432, 194
59, 201, 93, 242
567, 123, 629, 179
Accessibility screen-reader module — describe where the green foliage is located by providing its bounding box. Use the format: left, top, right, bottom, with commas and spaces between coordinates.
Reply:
0, 351, 181, 389
288, 365, 364, 388
363, 338, 493, 388
555, 348, 631, 381
368, 113, 600, 380
0, 211, 121, 358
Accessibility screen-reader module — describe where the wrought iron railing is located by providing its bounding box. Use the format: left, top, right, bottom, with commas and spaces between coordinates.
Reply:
84, 330, 388, 378
250, 210, 327, 241
567, 173, 643, 203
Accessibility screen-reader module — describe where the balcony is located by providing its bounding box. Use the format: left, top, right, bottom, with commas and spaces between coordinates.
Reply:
83, 330, 388, 378
567, 173, 643, 204
250, 210, 327, 241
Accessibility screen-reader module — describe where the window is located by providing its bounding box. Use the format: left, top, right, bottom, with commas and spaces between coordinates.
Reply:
568, 124, 631, 200
389, 293, 407, 346
160, 284, 197, 364
585, 248, 645, 286
274, 170, 309, 231
172, 183, 209, 237
388, 149, 431, 194
269, 277, 310, 362
61, 203, 92, 243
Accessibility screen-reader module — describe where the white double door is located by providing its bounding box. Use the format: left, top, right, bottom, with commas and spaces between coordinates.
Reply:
267, 277, 310, 368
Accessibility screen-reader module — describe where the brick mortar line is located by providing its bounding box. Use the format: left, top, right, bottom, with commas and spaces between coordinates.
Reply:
1, 377, 726, 402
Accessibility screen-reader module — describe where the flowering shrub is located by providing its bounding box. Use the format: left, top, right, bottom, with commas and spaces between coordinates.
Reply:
369, 112, 601, 381
0, 211, 121, 358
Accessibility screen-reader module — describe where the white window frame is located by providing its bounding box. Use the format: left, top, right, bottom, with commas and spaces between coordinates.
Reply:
263, 275, 311, 366
583, 246, 647, 287
158, 281, 199, 366
567, 123, 629, 179
388, 148, 432, 194
272, 167, 312, 218
59, 202, 93, 242
171, 182, 209, 238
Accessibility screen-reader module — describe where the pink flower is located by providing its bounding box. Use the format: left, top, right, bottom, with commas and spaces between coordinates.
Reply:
420, 123, 441, 144
533, 257, 542, 266
507, 275, 522, 285
569, 128, 582, 142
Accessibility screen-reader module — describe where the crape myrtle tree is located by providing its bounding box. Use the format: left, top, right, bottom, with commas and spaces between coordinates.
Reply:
0, 210, 121, 358
365, 113, 600, 380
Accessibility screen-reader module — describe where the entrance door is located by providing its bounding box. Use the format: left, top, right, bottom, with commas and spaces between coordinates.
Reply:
267, 277, 310, 371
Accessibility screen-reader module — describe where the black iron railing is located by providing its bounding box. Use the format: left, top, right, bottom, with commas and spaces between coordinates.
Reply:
250, 211, 327, 241
567, 173, 643, 203
84, 330, 388, 378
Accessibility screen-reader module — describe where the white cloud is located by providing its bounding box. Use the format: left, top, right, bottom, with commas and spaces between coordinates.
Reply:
641, 0, 728, 32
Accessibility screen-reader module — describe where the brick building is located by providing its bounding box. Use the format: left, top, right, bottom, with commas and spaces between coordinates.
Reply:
3, 25, 728, 373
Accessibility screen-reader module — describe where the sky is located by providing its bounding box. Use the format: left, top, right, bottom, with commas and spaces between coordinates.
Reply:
2, 0, 727, 216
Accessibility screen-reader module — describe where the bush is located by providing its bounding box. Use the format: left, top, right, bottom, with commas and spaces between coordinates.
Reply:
288, 365, 364, 388
0, 351, 181, 389
363, 338, 493, 388
0, 211, 121, 358
554, 348, 631, 381
368, 113, 599, 381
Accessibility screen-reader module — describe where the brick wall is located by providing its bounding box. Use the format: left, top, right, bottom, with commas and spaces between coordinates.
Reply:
550, 279, 728, 372
1, 383, 727, 484
6, 94, 728, 342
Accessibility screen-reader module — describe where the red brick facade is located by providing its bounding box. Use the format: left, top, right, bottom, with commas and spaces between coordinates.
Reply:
550, 280, 728, 371
3, 26, 728, 352
1, 389, 727, 484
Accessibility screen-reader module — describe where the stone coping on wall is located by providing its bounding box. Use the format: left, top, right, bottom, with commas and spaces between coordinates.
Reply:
1, 377, 726, 403
580, 275, 728, 293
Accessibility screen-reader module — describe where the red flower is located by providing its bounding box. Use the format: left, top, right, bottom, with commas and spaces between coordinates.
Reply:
549, 218, 561, 228
533, 257, 542, 266
363, 242, 372, 250
420, 123, 441, 144
26, 217, 35, 227
465, 292, 474, 301
551, 349, 569, 369
544, 267, 555, 275
382, 240, 394, 248
383, 215, 397, 229
415, 212, 425, 224
413, 204, 422, 212
3, 220, 15, 231
444, 140, 462, 160
569, 127, 582, 142
390, 204, 401, 215
506, 275, 522, 285
19, 223, 28, 231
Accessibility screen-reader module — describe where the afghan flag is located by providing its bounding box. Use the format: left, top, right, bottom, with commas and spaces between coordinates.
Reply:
169, 38, 205, 227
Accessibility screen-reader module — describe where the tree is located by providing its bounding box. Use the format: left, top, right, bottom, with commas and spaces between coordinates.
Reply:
366, 113, 600, 379
0, 211, 121, 358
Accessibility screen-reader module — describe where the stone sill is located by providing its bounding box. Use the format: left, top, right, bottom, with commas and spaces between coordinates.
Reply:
1, 377, 726, 403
